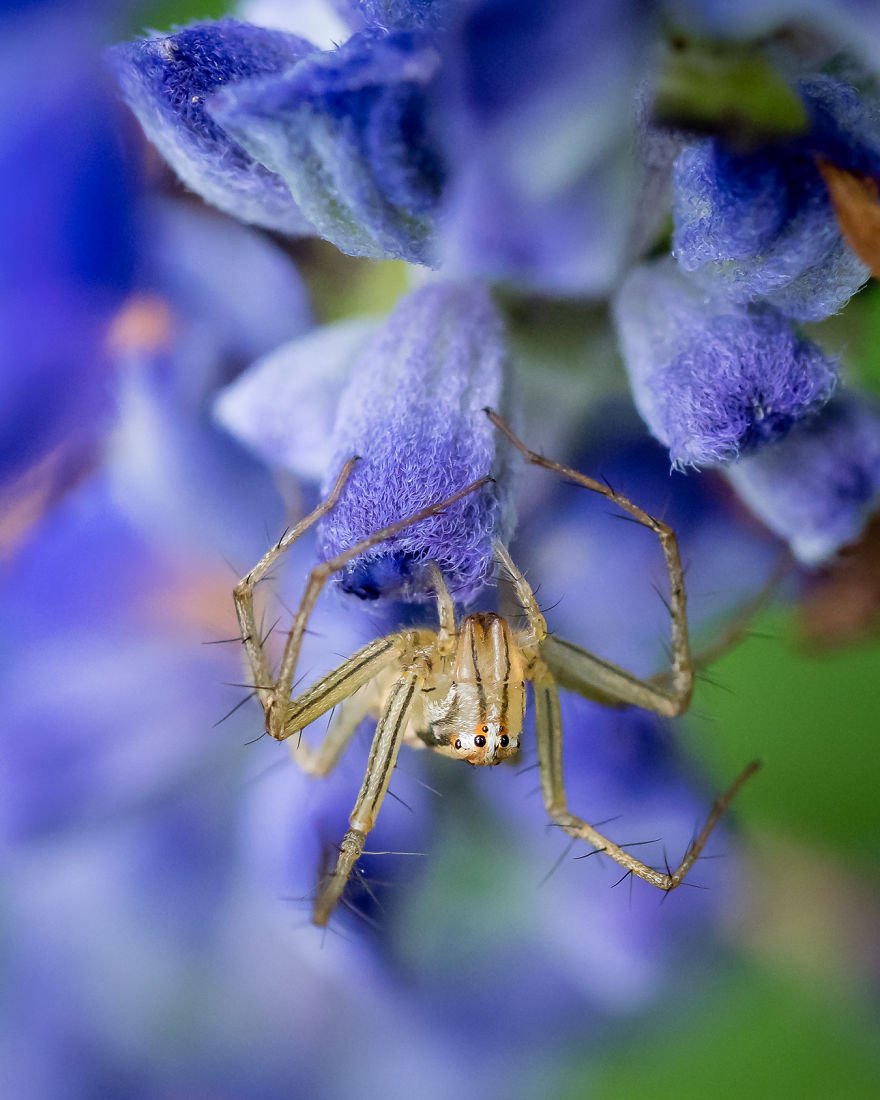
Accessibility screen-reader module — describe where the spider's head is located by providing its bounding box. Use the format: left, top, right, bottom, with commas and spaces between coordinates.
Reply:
450, 721, 520, 766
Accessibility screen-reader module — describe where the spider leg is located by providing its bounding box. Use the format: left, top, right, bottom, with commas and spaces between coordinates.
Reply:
234, 458, 358, 730
532, 659, 760, 890
313, 659, 427, 926
486, 407, 692, 718
424, 562, 457, 655
290, 650, 395, 777
649, 554, 788, 690
235, 469, 491, 740
284, 634, 410, 744
494, 540, 547, 649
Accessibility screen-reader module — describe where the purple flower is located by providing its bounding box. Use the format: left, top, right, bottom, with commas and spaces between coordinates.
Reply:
317, 281, 513, 602
613, 259, 839, 467
672, 77, 880, 321
111, 19, 316, 234
724, 392, 880, 564
436, 0, 654, 294
212, 29, 444, 263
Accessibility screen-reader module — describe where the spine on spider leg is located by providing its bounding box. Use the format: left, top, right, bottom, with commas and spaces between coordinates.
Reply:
318, 281, 517, 604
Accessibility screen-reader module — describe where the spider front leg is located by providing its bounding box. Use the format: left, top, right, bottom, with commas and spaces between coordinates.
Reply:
234, 469, 492, 741
314, 657, 427, 926
532, 660, 760, 891
233, 457, 360, 738
486, 408, 692, 718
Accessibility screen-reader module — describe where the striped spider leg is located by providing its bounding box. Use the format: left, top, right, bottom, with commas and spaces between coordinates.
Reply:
486, 408, 761, 892
233, 466, 493, 925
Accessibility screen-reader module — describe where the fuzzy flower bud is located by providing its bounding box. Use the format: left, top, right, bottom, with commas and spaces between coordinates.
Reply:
613, 259, 838, 468
724, 393, 880, 565
672, 76, 880, 322
211, 30, 444, 263
110, 20, 315, 234
318, 282, 513, 602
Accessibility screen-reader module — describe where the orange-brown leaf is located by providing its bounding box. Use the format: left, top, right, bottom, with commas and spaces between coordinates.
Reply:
817, 157, 880, 277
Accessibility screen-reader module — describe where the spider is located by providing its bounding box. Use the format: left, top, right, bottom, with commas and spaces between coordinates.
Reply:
234, 409, 759, 926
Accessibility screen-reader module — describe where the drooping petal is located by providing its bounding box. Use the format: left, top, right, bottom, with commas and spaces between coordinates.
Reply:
318, 281, 513, 603
724, 392, 880, 564
613, 259, 838, 467
215, 315, 379, 483
110, 19, 316, 234
211, 29, 444, 263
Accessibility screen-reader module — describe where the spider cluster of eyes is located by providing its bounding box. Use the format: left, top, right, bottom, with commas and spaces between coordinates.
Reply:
451, 720, 521, 766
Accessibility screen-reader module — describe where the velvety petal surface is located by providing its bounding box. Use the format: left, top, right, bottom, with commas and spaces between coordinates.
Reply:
614, 260, 838, 467
672, 77, 880, 321
111, 19, 316, 233
318, 281, 513, 602
212, 29, 444, 262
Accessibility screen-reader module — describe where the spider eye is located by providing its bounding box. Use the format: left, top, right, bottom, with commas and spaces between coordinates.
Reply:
474, 735, 487, 748
481, 725, 489, 733
454, 738, 462, 750
499, 734, 509, 747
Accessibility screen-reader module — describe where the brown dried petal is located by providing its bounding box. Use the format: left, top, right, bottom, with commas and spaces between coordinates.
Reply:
817, 157, 880, 278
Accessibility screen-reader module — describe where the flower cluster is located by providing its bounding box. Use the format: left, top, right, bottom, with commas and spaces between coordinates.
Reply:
111, 0, 880, 569
5, 0, 880, 1095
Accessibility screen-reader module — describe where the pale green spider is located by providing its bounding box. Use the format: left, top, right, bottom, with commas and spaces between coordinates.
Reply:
234, 409, 758, 926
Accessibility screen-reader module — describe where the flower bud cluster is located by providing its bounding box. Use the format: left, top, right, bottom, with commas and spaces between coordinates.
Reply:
614, 58, 880, 562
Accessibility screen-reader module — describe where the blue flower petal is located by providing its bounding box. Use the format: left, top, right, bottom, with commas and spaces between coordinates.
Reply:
672, 77, 880, 322
211, 29, 444, 263
110, 19, 316, 234
318, 282, 513, 603
614, 259, 839, 468
805, 75, 880, 178
724, 392, 880, 565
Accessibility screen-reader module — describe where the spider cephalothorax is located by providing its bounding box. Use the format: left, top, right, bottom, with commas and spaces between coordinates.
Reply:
420, 612, 526, 766
233, 410, 758, 926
